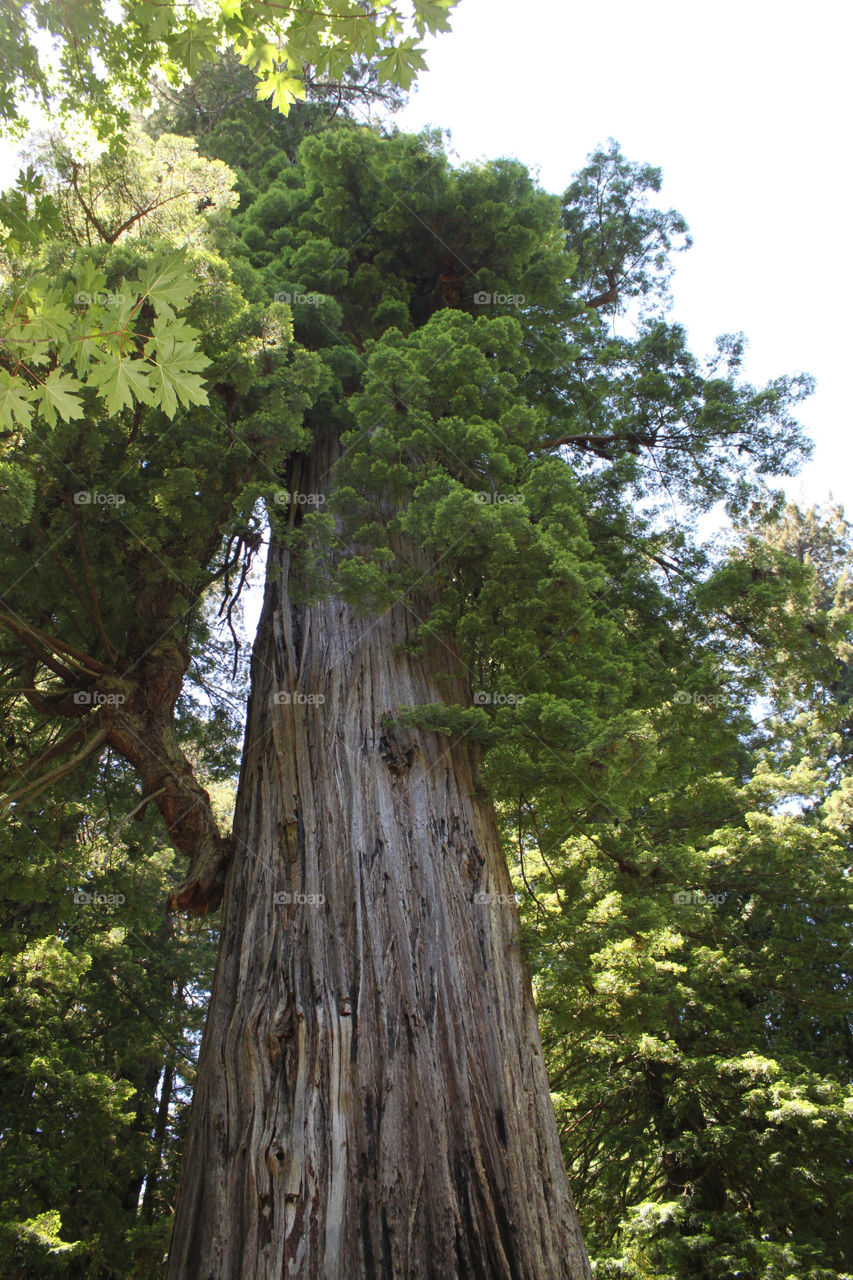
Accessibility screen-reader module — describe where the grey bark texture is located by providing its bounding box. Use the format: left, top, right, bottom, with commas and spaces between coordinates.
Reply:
167, 433, 592, 1279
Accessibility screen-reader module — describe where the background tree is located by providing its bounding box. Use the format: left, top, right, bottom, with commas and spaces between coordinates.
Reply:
524, 501, 853, 1278
0, 659, 231, 1277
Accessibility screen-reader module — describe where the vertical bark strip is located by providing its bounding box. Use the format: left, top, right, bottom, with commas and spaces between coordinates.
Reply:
168, 434, 592, 1279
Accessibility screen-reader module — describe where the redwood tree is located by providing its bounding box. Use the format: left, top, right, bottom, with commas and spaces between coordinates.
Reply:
1, 108, 814, 1276
163, 125, 808, 1275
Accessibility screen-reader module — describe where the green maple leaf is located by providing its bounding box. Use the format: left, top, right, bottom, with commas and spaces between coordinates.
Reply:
331, 13, 369, 45
283, 12, 327, 61
166, 18, 218, 76
73, 260, 108, 298
136, 252, 196, 319
10, 319, 52, 368
255, 70, 307, 115
0, 189, 30, 241
87, 352, 154, 415
375, 40, 428, 91
0, 371, 34, 430
26, 295, 74, 345
131, 0, 173, 42
413, 0, 456, 35
239, 37, 280, 75
38, 371, 84, 427
150, 312, 202, 345
65, 330, 101, 376
146, 340, 210, 419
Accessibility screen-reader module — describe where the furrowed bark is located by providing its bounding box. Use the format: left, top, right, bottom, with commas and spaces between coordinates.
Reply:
167, 432, 592, 1279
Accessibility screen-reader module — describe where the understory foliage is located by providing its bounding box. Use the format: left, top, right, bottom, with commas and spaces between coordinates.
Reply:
0, 649, 232, 1277
0, 73, 849, 1279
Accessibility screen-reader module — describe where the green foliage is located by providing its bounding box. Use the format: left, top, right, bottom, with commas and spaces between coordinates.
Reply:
0, 701, 222, 1278
0, 130, 244, 441
561, 138, 693, 312
516, 504, 853, 1278
0, 0, 458, 152
0, 0, 449, 440
0, 0, 459, 144
0, 78, 848, 1279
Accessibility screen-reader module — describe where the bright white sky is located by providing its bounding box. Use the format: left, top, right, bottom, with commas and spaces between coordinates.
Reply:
393, 0, 852, 513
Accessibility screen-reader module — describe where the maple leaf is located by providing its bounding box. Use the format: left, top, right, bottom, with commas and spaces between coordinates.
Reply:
38, 371, 84, 427
0, 371, 34, 431
87, 353, 155, 415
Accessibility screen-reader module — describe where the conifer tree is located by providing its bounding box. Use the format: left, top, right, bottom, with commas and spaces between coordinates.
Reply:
3, 65, 847, 1277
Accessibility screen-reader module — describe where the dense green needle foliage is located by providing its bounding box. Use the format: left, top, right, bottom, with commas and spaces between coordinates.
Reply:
0, 71, 850, 1279
0, 684, 227, 1277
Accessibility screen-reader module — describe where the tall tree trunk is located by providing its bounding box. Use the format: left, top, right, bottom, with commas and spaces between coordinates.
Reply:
167, 431, 591, 1279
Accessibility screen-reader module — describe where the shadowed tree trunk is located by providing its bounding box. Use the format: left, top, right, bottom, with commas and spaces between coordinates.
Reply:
167, 429, 592, 1279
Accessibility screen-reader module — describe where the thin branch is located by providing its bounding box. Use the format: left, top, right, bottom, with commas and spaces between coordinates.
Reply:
1, 720, 90, 790
104, 786, 167, 865
0, 606, 107, 673
1, 723, 110, 806
585, 267, 618, 310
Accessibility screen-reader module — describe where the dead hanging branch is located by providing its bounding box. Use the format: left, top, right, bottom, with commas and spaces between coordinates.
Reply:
218, 530, 262, 678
